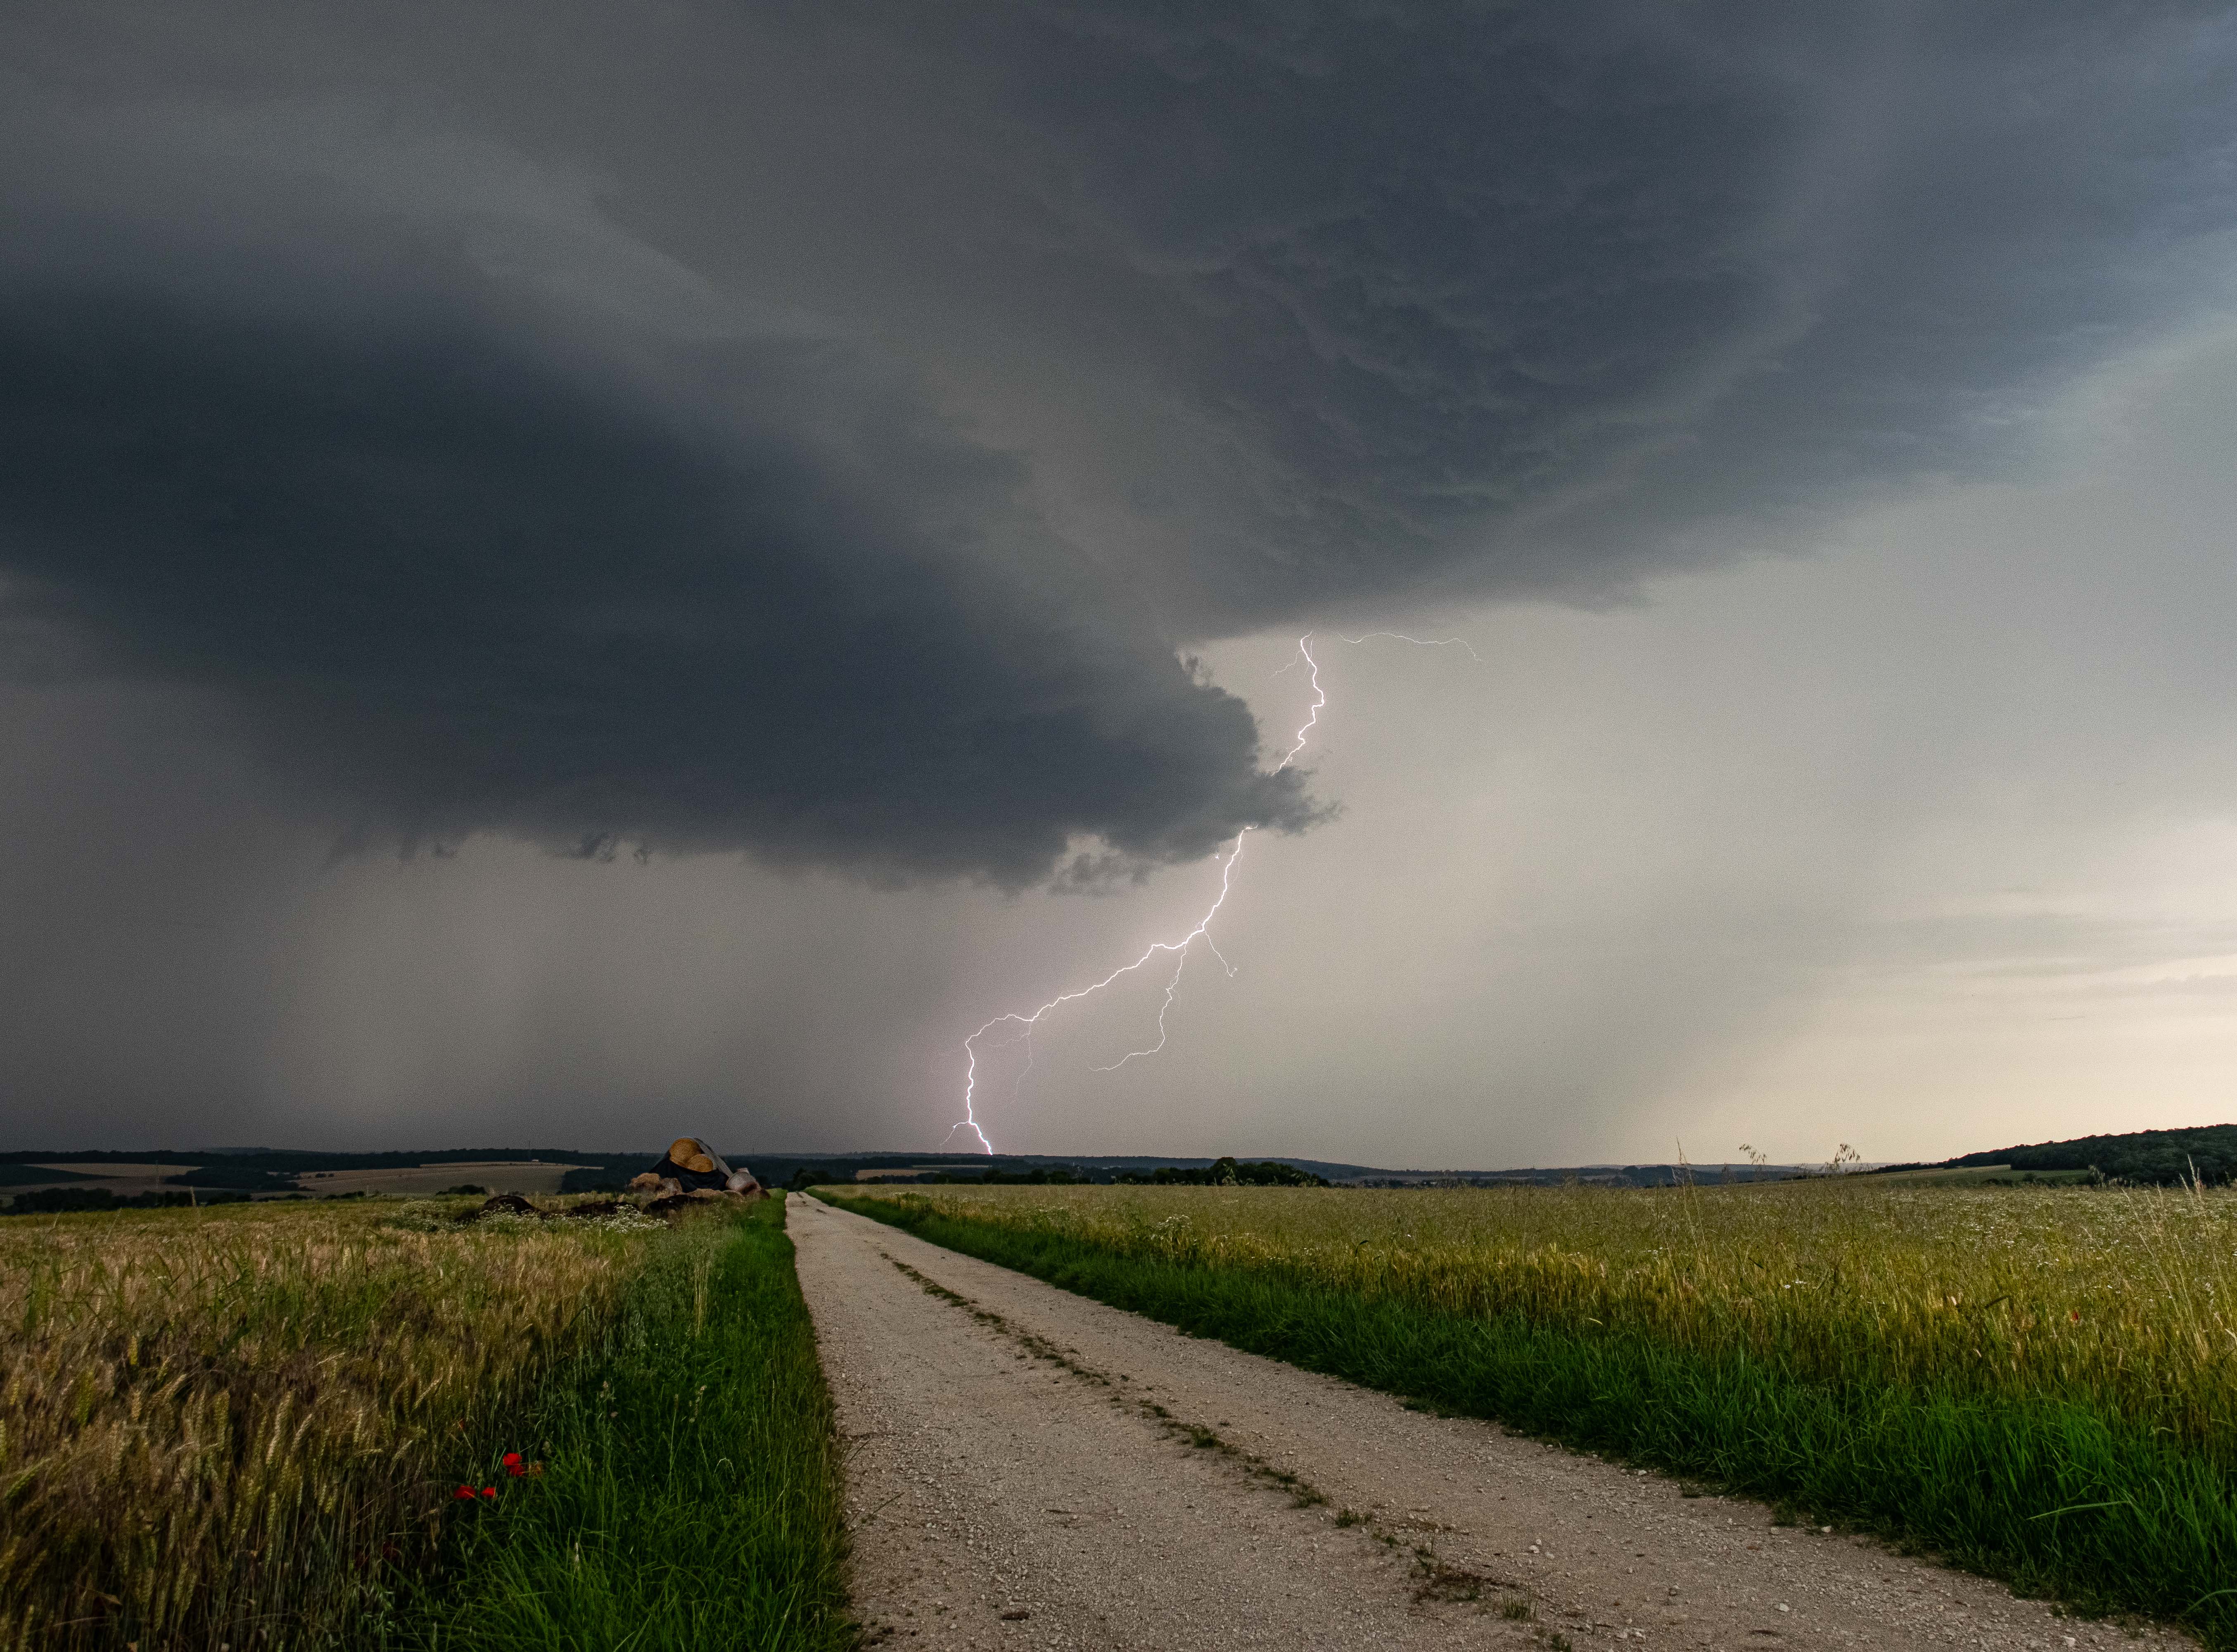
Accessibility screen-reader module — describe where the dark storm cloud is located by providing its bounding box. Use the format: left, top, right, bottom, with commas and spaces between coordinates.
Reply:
854, 0, 2237, 616
0, 230, 1310, 882
2, 0, 2232, 878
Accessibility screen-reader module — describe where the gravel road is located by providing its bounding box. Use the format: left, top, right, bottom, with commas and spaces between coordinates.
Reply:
790, 1195, 2185, 1652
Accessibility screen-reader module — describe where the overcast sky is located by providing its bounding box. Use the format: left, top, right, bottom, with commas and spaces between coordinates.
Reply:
5, 2, 2236, 1165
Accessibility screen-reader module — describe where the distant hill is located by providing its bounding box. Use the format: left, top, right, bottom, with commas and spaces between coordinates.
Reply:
0, 1163, 98, 1187
0, 1144, 1816, 1196
1943, 1124, 2237, 1186
564, 1152, 1379, 1192
0, 1147, 623, 1172
697, 1153, 1805, 1191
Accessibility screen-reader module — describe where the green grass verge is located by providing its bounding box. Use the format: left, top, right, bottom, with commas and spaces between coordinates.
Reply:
393, 1195, 851, 1651
823, 1192, 2237, 1647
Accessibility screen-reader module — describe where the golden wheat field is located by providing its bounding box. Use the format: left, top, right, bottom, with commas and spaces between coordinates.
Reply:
859, 1177, 2237, 1455
0, 1196, 659, 1651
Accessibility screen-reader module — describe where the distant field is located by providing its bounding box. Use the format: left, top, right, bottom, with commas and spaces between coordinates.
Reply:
0, 1159, 605, 1205
1869, 1164, 2098, 1187
301, 1160, 590, 1197
0, 1162, 101, 1187
0, 1162, 198, 1197
830, 1177, 2237, 1646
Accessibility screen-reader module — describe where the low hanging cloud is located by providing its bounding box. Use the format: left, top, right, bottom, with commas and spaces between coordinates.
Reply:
0, 227, 1311, 882
1, 0, 2232, 882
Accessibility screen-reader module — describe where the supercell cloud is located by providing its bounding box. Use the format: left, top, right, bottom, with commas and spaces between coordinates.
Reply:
2, 1, 2232, 882
0, 228, 1307, 882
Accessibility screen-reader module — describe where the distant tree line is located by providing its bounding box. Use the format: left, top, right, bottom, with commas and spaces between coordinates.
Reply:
779, 1156, 1331, 1191
2, 1187, 260, 1215
1114, 1157, 1329, 1187
166, 1165, 301, 1192
1945, 1124, 2237, 1187
0, 1147, 620, 1173
814, 1165, 1094, 1187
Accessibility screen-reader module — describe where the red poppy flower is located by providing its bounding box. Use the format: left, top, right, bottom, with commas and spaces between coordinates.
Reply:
481, 1486, 497, 1499
503, 1453, 525, 1476
453, 1486, 477, 1501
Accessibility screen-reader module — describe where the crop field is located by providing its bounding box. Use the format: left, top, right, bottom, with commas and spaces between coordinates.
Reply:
828, 1177, 2237, 1645
0, 1193, 846, 1651
406, 1194, 850, 1651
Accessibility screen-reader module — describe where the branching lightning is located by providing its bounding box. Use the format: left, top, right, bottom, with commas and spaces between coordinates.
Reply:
945, 629, 1466, 1153
1333, 631, 1482, 661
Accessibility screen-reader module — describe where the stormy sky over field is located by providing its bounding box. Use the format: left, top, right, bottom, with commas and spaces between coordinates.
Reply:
5, 2, 2237, 1165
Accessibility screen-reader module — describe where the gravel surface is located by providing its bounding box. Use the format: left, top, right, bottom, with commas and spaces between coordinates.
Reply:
790, 1195, 2186, 1652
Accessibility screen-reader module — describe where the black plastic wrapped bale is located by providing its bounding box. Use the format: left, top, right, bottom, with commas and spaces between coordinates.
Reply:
455, 1192, 544, 1222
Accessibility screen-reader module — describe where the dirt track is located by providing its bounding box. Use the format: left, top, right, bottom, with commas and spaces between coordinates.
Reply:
789, 1195, 2185, 1652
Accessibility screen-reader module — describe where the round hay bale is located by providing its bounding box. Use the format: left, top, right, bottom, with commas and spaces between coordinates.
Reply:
646, 1137, 733, 1191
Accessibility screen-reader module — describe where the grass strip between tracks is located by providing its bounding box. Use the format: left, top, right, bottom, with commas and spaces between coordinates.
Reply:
823, 1190, 2237, 1649
394, 1194, 850, 1652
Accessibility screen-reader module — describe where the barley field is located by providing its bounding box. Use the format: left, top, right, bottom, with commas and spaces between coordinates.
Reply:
396, 1194, 852, 1652
835, 1177, 2237, 1641
0, 1196, 656, 1650
858, 1177, 2237, 1448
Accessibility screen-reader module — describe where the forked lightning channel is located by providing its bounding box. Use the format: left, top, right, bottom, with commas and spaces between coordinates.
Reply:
946, 631, 1476, 1154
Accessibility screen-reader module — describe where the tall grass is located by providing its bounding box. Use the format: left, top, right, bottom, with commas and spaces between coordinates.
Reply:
394, 1194, 851, 1651
0, 1198, 654, 1650
828, 1179, 2237, 1644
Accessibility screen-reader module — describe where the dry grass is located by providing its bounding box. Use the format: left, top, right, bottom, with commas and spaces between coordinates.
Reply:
854, 1177, 2237, 1458
0, 1196, 655, 1650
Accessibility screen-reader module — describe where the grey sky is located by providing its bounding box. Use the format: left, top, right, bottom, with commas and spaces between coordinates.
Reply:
4, 2, 2236, 1161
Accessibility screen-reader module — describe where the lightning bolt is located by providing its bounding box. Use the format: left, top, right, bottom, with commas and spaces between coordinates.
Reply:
946, 629, 1466, 1153
1333, 631, 1482, 661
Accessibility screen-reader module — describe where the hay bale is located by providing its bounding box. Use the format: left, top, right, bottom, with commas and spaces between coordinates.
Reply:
644, 1137, 735, 1192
